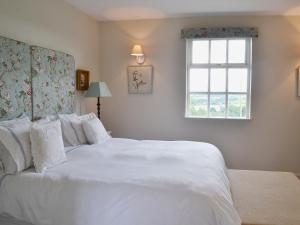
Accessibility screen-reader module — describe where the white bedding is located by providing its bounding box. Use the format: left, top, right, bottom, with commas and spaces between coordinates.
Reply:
0, 138, 241, 225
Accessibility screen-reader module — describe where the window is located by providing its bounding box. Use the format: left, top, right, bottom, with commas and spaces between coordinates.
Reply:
185, 38, 252, 119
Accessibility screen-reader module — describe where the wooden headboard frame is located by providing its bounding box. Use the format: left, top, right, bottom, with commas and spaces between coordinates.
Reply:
0, 36, 76, 121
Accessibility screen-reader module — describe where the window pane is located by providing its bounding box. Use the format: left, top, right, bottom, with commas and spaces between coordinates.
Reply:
192, 40, 209, 64
210, 68, 226, 92
228, 40, 246, 63
209, 94, 226, 118
210, 40, 226, 64
189, 94, 208, 117
228, 68, 247, 92
228, 94, 247, 118
189, 68, 208, 92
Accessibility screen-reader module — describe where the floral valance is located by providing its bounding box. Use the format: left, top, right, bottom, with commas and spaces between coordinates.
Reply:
181, 27, 258, 39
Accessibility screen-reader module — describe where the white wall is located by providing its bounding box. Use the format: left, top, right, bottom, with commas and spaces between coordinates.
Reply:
0, 0, 101, 113
0, 0, 299, 173
99, 16, 300, 173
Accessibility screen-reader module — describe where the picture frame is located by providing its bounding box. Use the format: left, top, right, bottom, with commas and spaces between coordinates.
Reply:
127, 65, 153, 94
76, 69, 90, 91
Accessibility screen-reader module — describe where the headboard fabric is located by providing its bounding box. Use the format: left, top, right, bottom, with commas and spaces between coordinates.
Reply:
0, 36, 76, 121
31, 46, 75, 120
0, 37, 32, 120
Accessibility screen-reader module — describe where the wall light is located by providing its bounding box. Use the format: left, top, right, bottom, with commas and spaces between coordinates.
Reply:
130, 44, 145, 65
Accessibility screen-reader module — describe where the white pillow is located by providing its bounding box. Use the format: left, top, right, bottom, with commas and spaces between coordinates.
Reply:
0, 117, 32, 174
70, 113, 96, 144
0, 160, 3, 171
33, 117, 50, 124
70, 120, 86, 144
82, 117, 110, 144
0, 160, 4, 177
59, 113, 96, 146
30, 120, 66, 173
58, 113, 79, 146
46, 115, 58, 121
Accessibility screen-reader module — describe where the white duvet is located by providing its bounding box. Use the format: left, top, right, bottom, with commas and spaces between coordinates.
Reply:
0, 138, 241, 225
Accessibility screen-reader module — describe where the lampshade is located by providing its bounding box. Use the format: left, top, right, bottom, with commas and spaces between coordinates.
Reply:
85, 82, 112, 98
130, 45, 144, 56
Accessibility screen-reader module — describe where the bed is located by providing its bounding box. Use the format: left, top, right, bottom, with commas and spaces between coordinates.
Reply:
0, 138, 240, 225
0, 35, 240, 225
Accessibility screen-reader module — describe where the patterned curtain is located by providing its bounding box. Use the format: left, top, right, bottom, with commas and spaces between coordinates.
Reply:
181, 27, 258, 39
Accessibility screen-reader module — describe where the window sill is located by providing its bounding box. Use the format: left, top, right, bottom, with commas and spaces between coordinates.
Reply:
184, 116, 252, 121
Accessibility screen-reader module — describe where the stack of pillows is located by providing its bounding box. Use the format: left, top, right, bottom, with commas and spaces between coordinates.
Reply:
0, 113, 110, 174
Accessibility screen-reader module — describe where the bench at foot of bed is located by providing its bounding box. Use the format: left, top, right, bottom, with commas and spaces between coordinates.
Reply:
228, 169, 300, 225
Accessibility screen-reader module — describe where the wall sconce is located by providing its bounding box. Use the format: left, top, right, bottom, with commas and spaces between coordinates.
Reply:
130, 44, 145, 65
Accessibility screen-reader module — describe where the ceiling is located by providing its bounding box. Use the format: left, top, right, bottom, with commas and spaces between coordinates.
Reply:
65, 0, 300, 21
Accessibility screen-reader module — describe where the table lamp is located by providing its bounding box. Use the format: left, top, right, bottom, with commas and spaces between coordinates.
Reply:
85, 82, 112, 119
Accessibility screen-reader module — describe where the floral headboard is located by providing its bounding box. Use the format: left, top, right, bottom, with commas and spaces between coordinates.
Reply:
0, 36, 76, 121
0, 37, 32, 120
31, 46, 75, 119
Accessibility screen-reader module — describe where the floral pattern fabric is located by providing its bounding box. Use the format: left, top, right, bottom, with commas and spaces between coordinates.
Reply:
0, 36, 32, 121
0, 36, 76, 121
181, 27, 258, 39
31, 46, 75, 120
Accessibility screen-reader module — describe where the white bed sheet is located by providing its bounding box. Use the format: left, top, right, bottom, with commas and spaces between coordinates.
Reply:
0, 138, 241, 225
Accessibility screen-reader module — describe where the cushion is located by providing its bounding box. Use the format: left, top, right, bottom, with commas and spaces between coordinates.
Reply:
70, 113, 97, 144
30, 120, 66, 173
46, 115, 58, 121
82, 117, 110, 144
0, 160, 3, 171
33, 117, 50, 124
59, 113, 96, 146
0, 160, 4, 177
0, 112, 29, 122
0, 117, 32, 174
58, 113, 79, 146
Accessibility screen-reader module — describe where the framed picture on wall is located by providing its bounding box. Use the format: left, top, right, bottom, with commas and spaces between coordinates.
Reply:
127, 65, 153, 94
76, 69, 90, 91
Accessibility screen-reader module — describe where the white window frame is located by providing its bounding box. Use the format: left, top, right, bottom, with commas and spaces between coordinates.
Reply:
185, 38, 252, 120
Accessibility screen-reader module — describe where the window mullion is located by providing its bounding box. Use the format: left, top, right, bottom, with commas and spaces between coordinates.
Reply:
186, 39, 191, 117
190, 63, 248, 69
227, 92, 248, 95
207, 40, 211, 118
190, 92, 227, 94
225, 39, 229, 118
246, 38, 252, 119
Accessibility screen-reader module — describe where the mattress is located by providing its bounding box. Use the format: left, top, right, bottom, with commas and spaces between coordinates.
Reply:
0, 138, 240, 225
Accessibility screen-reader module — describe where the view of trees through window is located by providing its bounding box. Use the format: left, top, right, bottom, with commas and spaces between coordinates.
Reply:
189, 94, 247, 118
186, 38, 251, 119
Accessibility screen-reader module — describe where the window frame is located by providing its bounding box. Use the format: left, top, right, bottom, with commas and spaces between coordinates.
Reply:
185, 37, 253, 120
